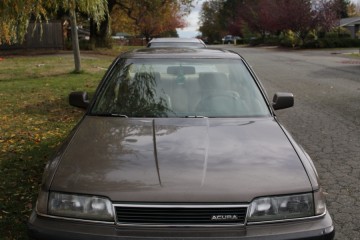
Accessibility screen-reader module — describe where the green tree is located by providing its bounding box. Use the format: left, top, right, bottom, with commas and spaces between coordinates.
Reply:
0, 0, 108, 73
199, 0, 226, 43
335, 0, 350, 18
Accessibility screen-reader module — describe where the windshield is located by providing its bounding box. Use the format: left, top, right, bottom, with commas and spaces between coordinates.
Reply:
91, 58, 270, 118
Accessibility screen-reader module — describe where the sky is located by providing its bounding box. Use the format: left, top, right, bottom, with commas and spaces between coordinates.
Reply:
177, 0, 206, 38
177, 0, 360, 38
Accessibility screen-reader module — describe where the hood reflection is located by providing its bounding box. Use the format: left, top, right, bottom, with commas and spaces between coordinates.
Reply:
51, 117, 311, 202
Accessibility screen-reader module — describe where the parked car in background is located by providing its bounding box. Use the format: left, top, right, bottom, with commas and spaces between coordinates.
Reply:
223, 35, 234, 44
147, 37, 206, 48
28, 48, 334, 240
68, 26, 90, 40
222, 35, 241, 44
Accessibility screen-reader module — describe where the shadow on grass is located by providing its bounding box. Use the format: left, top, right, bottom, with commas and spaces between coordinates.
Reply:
18, 94, 95, 122
21, 97, 83, 119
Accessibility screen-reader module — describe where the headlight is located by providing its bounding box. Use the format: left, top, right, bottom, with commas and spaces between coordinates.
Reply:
48, 192, 114, 221
248, 193, 315, 222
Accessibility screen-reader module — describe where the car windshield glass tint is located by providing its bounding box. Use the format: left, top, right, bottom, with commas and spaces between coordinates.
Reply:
91, 58, 270, 118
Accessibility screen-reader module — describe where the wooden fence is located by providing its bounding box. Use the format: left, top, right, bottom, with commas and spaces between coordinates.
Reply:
0, 21, 64, 50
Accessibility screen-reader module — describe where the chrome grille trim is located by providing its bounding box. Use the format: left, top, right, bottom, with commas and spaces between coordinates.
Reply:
114, 203, 248, 227
36, 212, 115, 224
246, 210, 327, 225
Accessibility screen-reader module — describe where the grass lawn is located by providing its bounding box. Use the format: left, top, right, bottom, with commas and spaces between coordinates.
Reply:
0, 49, 134, 239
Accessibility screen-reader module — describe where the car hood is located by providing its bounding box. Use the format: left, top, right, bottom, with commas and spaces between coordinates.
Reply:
51, 116, 312, 202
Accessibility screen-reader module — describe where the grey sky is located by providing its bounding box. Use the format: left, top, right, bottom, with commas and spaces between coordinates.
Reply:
177, 0, 205, 38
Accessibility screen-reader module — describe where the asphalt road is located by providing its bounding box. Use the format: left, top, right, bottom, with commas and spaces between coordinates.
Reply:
218, 45, 360, 240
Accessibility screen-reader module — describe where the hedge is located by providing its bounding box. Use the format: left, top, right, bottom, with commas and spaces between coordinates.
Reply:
303, 38, 360, 48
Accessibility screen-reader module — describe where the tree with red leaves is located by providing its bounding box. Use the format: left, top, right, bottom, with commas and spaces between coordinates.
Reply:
199, 0, 343, 46
231, 0, 339, 41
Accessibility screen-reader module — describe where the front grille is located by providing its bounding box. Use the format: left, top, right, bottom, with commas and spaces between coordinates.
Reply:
115, 204, 248, 226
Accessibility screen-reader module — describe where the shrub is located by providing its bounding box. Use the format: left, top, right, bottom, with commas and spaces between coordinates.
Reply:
264, 37, 280, 46
280, 30, 301, 48
325, 27, 351, 38
302, 38, 360, 48
249, 37, 264, 46
306, 30, 318, 42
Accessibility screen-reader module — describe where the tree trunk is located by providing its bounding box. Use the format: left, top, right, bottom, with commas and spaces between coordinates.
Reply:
90, 16, 112, 48
70, 9, 81, 73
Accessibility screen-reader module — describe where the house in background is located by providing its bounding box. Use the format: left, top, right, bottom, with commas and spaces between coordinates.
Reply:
340, 17, 360, 39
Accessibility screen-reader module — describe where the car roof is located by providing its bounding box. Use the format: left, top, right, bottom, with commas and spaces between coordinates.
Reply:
149, 37, 204, 43
119, 48, 242, 59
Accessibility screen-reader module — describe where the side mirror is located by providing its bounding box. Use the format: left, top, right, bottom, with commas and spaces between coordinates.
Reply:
272, 92, 294, 110
69, 91, 89, 109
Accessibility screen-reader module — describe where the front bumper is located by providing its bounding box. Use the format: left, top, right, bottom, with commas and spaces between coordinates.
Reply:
28, 210, 334, 240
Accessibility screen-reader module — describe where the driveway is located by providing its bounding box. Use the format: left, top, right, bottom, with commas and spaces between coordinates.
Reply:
218, 45, 360, 240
